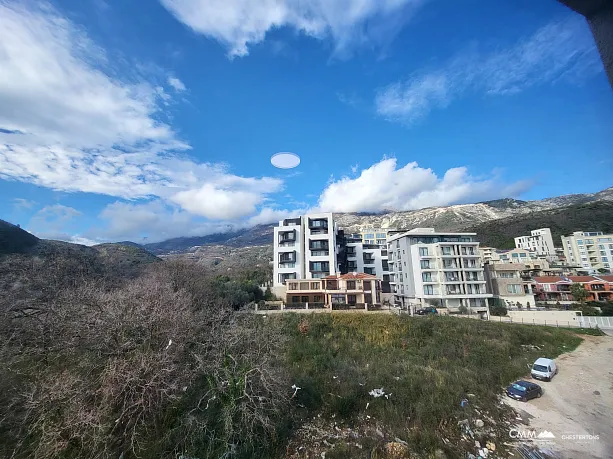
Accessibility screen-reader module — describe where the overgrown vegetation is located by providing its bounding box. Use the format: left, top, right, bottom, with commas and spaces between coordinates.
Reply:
0, 231, 593, 458
276, 314, 583, 457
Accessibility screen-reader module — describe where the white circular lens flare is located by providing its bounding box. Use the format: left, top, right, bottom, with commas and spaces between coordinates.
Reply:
271, 152, 300, 169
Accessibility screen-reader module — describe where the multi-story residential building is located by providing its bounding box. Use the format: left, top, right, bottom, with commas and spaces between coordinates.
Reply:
361, 228, 392, 245
561, 231, 613, 273
273, 213, 340, 287
479, 246, 501, 265
484, 263, 536, 308
285, 273, 381, 308
387, 228, 491, 313
514, 228, 556, 257
533, 275, 613, 304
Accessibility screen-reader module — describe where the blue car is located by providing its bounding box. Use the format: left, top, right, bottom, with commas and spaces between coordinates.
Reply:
506, 380, 543, 402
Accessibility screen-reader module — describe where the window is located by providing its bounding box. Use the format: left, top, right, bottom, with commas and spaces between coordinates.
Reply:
301, 296, 309, 303
424, 285, 434, 295
422, 272, 432, 282
420, 260, 430, 269
364, 267, 375, 275
602, 257, 609, 262
314, 295, 322, 302
364, 233, 375, 239
347, 281, 356, 290
347, 295, 357, 304
520, 253, 527, 258
512, 253, 519, 258
376, 233, 386, 239
419, 247, 429, 256
507, 284, 522, 294
382, 261, 389, 271
577, 240, 583, 245
498, 272, 515, 278
292, 296, 300, 303
310, 282, 320, 290
585, 239, 594, 244
442, 246, 452, 255
311, 251, 329, 257
310, 261, 329, 272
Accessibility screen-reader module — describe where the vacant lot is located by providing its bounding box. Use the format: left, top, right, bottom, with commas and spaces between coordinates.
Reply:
505, 335, 613, 459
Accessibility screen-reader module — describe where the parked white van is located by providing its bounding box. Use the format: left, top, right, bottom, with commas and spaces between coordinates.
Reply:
531, 358, 558, 381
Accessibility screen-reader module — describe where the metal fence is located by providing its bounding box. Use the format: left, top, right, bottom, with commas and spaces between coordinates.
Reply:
579, 316, 613, 329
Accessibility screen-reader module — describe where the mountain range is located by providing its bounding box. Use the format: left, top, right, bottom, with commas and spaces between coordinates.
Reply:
143, 186, 613, 254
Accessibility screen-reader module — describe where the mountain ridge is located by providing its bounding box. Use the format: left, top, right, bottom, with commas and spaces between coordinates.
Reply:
142, 186, 613, 254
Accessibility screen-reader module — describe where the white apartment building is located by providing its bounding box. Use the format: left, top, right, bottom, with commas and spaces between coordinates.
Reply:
562, 231, 613, 272
273, 213, 341, 287
514, 228, 556, 256
387, 228, 491, 312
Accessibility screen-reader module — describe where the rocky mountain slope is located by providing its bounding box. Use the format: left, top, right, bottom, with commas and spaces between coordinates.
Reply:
143, 186, 613, 254
464, 201, 613, 249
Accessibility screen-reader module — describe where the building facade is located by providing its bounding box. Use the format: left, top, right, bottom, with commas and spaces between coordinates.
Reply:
285, 273, 381, 307
387, 228, 491, 312
533, 275, 613, 304
273, 213, 341, 287
514, 228, 556, 257
484, 262, 536, 308
561, 231, 613, 273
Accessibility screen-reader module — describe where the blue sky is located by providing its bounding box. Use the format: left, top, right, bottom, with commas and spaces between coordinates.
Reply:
1, 0, 612, 244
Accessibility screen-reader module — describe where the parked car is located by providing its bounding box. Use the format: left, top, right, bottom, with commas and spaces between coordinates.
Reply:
506, 380, 543, 402
415, 307, 438, 315
531, 358, 558, 381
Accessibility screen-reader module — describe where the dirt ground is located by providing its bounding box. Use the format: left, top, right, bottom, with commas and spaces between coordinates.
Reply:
505, 334, 613, 459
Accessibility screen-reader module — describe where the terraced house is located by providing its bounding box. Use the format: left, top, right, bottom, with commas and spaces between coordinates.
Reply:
533, 276, 613, 304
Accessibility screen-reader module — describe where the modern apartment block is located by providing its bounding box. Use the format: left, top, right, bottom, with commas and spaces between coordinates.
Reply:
273, 213, 340, 287
514, 228, 556, 256
484, 263, 536, 308
562, 231, 613, 272
387, 228, 491, 312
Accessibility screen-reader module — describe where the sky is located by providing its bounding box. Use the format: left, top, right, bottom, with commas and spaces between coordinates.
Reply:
1, 0, 612, 245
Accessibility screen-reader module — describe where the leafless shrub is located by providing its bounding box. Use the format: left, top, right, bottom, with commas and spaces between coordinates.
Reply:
1, 260, 291, 459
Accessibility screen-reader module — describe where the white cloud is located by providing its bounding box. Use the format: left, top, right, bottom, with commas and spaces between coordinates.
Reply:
246, 206, 307, 226
92, 200, 249, 242
12, 197, 37, 210
159, 0, 426, 58
27, 204, 82, 239
317, 158, 532, 213
167, 76, 186, 92
376, 15, 602, 124
0, 2, 283, 223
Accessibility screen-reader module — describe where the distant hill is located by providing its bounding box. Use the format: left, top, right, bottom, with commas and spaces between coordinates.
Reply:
0, 219, 39, 254
464, 201, 613, 249
0, 222, 162, 310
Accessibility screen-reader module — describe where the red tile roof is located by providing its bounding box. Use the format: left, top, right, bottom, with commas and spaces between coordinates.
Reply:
533, 276, 599, 284
597, 275, 613, 283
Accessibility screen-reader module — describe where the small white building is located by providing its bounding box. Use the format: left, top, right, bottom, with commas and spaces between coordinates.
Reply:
387, 228, 491, 313
514, 228, 556, 257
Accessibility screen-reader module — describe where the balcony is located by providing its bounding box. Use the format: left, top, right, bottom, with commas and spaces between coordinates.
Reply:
309, 219, 329, 230
310, 241, 329, 251
279, 253, 296, 264
363, 256, 375, 265
346, 249, 357, 256
347, 262, 358, 270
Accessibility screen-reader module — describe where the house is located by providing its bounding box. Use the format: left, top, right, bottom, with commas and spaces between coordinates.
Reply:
484, 262, 536, 308
285, 273, 381, 308
533, 276, 613, 304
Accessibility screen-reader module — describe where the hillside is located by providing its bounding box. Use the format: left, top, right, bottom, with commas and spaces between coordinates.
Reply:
464, 201, 613, 248
0, 219, 39, 254
0, 223, 162, 312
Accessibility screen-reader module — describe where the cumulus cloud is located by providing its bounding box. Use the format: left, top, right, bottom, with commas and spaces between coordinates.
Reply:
376, 15, 602, 124
0, 2, 282, 222
159, 0, 426, 58
27, 204, 83, 240
317, 158, 532, 213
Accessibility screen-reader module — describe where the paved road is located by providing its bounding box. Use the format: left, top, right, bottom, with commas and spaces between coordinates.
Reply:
505, 335, 613, 459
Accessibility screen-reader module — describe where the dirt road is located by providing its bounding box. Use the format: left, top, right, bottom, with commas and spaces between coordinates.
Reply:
505, 335, 613, 459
